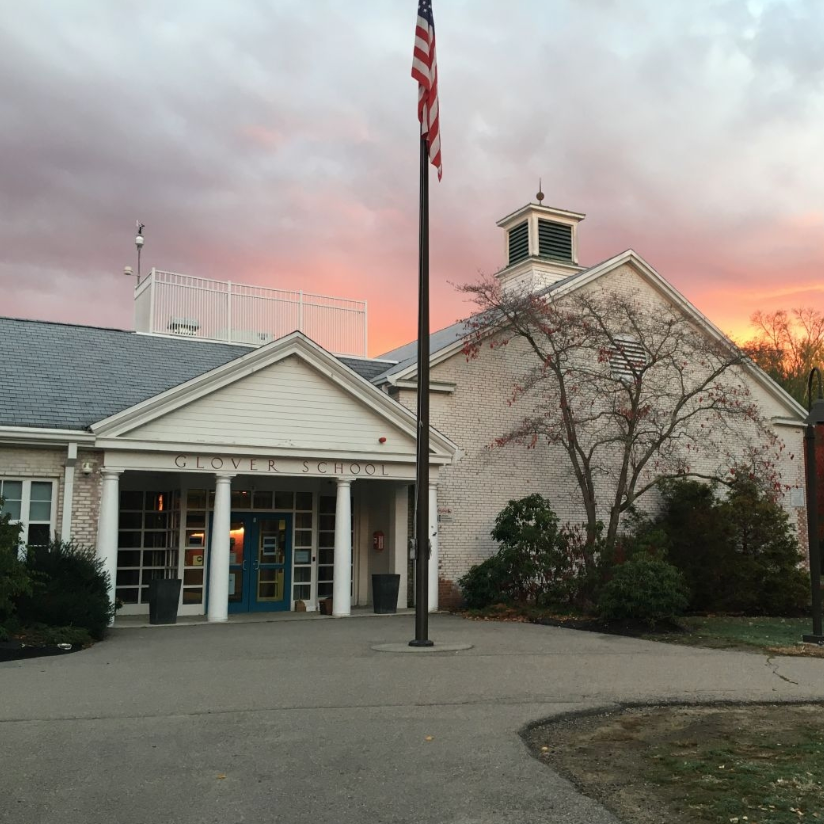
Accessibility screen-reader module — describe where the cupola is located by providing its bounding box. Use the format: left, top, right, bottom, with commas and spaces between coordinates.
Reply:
495, 189, 585, 293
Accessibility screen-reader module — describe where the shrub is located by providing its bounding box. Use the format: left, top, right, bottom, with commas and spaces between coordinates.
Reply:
0, 500, 30, 627
458, 554, 510, 610
17, 540, 114, 640
598, 553, 690, 626
459, 495, 601, 609
655, 477, 808, 615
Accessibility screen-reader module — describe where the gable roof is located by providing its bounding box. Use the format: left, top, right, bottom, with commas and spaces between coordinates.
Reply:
92, 330, 458, 462
375, 251, 807, 421
0, 317, 395, 431
373, 259, 599, 383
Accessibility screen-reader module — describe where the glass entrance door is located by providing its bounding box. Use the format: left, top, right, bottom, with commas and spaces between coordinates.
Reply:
219, 513, 292, 613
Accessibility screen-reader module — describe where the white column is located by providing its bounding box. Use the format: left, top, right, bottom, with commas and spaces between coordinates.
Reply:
61, 442, 78, 541
332, 478, 352, 617
96, 469, 122, 623
428, 482, 439, 613
208, 473, 234, 623
391, 484, 410, 610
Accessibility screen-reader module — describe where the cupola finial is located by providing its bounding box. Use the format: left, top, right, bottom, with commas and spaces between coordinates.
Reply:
536, 179, 545, 204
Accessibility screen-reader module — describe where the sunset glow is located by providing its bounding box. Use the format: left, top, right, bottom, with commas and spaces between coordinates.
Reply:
1, 1, 823, 357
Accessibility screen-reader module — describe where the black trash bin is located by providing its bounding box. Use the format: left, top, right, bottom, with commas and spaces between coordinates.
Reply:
372, 573, 401, 614
148, 578, 182, 625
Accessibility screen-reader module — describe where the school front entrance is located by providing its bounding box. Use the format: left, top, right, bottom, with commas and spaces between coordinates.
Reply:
226, 513, 292, 613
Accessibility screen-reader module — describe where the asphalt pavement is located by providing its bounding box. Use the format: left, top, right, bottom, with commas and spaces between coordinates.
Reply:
2, 613, 823, 824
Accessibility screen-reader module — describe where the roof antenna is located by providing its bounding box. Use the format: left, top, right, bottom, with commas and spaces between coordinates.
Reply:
536, 179, 545, 204
135, 221, 145, 283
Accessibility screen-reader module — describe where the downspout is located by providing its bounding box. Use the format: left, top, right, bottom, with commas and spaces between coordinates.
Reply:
61, 443, 78, 541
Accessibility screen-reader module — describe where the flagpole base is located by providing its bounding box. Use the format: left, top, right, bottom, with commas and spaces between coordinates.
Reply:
408, 639, 435, 648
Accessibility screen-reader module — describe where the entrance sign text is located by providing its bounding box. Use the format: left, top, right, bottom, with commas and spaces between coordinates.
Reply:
173, 454, 391, 477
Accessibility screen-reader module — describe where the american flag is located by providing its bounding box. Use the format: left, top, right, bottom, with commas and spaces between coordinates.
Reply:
411, 0, 442, 180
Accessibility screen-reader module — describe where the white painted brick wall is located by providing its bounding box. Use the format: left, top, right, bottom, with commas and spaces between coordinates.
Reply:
397, 263, 807, 603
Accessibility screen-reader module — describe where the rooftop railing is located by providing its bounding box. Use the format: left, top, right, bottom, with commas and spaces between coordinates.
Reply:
134, 269, 368, 357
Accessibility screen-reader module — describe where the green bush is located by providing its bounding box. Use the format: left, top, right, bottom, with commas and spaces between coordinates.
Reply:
459, 495, 601, 609
598, 553, 690, 626
0, 499, 30, 627
17, 540, 113, 640
653, 477, 808, 615
458, 554, 510, 610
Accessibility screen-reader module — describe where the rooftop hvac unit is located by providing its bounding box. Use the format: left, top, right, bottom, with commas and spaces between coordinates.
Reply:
168, 317, 200, 336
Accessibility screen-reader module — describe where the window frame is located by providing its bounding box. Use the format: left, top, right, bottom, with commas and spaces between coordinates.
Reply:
0, 477, 58, 549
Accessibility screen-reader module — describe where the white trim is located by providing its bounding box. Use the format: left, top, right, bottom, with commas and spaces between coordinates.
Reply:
60, 443, 78, 540
389, 379, 456, 394
496, 202, 586, 228
0, 477, 59, 548
0, 426, 95, 446
95, 441, 454, 467
772, 416, 806, 429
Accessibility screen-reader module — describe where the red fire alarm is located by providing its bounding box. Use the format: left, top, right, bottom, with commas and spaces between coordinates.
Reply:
379, 437, 387, 444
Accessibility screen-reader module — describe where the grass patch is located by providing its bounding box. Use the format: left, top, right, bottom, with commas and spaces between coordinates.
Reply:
647, 616, 824, 656
648, 735, 824, 823
527, 704, 824, 824
458, 607, 824, 657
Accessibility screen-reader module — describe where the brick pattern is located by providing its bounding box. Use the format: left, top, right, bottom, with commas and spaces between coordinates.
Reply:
71, 450, 104, 547
0, 445, 66, 534
0, 445, 104, 548
398, 263, 807, 599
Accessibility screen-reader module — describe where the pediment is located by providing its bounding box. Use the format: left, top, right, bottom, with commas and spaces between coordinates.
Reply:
92, 333, 456, 461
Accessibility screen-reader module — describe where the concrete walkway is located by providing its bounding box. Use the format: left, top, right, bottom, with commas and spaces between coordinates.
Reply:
1, 614, 823, 824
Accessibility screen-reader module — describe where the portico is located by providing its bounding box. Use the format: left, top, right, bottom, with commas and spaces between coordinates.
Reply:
89, 332, 456, 622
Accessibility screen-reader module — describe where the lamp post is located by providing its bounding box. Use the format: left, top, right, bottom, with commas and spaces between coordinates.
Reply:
803, 367, 824, 645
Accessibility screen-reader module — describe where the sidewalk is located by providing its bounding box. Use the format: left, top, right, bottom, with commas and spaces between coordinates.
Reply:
113, 605, 415, 628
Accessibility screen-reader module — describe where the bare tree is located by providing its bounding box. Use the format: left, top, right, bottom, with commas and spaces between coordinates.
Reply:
743, 308, 824, 406
460, 277, 786, 551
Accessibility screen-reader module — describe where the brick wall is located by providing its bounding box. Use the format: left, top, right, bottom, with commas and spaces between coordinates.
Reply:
0, 444, 104, 547
396, 263, 806, 606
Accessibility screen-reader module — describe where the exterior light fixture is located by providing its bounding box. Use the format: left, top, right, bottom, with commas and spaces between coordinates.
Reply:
803, 367, 824, 645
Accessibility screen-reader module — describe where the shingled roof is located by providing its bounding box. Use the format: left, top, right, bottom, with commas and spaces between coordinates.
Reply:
0, 317, 395, 430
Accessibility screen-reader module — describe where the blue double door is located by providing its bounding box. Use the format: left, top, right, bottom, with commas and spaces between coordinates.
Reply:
225, 512, 292, 613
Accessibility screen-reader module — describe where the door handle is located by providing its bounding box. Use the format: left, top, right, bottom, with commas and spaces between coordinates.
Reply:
253, 560, 260, 570
242, 560, 247, 571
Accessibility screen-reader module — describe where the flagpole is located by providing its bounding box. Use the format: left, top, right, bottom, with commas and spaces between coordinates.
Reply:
410, 134, 433, 647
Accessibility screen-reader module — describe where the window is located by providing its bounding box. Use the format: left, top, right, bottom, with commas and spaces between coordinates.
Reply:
0, 479, 55, 546
317, 495, 354, 600
609, 336, 647, 383
116, 490, 180, 605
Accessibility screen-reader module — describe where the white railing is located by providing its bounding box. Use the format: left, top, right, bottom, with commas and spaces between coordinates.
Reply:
133, 269, 368, 357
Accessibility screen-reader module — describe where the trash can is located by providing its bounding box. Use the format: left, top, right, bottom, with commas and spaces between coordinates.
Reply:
148, 578, 182, 625
372, 573, 401, 614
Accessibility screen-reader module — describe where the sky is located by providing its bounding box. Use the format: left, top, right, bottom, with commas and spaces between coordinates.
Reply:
1, 0, 823, 357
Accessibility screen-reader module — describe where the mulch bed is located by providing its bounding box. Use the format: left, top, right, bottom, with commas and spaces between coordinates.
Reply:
0, 640, 84, 663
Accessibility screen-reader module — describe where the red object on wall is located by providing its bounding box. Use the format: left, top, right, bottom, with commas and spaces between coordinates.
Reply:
372, 531, 385, 552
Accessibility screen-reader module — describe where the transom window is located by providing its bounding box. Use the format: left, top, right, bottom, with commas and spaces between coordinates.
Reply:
0, 479, 55, 546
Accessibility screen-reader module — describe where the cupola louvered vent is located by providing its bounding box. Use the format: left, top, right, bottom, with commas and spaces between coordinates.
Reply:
508, 221, 529, 265
538, 219, 573, 262
609, 336, 647, 382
